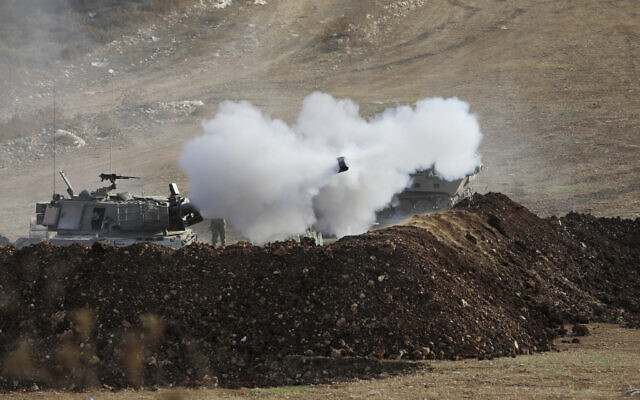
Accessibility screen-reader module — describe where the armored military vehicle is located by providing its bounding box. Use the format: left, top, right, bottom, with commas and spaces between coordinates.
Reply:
376, 166, 481, 224
33, 171, 203, 248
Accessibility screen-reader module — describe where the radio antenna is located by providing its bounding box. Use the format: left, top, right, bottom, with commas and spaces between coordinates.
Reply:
110, 79, 113, 173
109, 70, 115, 173
109, 122, 113, 172
52, 85, 56, 196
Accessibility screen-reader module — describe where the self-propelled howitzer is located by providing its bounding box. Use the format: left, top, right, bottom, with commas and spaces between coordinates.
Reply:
34, 171, 203, 248
374, 165, 482, 226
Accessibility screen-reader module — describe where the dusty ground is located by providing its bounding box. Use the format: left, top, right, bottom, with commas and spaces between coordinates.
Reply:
0, 0, 639, 240
0, 324, 637, 399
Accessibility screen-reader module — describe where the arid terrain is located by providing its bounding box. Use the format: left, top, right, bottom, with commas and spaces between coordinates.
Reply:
0, 0, 638, 240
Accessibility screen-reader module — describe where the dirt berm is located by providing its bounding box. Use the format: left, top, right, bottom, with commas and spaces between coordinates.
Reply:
0, 193, 638, 391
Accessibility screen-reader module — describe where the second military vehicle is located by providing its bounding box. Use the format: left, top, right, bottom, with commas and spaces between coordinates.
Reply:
376, 166, 481, 225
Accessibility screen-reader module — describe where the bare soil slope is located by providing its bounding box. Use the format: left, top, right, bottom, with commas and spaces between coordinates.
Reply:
0, 0, 638, 239
0, 193, 638, 390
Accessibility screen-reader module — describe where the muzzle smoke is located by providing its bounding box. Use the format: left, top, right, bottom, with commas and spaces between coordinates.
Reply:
180, 92, 482, 243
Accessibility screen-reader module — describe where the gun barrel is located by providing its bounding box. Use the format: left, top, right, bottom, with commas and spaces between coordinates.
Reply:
337, 156, 349, 173
58, 170, 74, 197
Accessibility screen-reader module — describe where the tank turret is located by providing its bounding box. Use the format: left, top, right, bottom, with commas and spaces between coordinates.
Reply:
33, 171, 203, 248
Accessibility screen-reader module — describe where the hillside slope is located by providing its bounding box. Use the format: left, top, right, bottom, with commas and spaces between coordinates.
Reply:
0, 0, 638, 238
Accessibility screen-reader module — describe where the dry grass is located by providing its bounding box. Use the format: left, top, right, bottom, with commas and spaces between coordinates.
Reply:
0, 106, 67, 142
0, 324, 637, 399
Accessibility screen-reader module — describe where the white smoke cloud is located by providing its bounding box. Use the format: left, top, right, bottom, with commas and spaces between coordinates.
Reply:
179, 92, 482, 243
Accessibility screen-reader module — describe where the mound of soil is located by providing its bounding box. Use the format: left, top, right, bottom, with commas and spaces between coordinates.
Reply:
0, 193, 637, 391
552, 212, 640, 325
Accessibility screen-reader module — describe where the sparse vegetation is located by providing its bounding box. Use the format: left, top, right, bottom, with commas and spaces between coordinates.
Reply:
59, 45, 81, 61
0, 106, 66, 142
0, 0, 201, 64
95, 112, 120, 138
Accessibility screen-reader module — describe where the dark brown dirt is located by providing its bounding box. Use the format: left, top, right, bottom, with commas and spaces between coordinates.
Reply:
551, 212, 640, 325
0, 193, 638, 391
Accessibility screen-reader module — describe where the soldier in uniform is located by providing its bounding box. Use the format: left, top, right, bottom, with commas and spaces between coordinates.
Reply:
210, 218, 226, 247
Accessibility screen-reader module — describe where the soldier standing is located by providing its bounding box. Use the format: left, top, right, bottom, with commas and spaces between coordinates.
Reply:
210, 218, 226, 246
